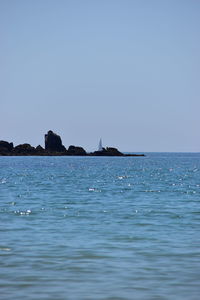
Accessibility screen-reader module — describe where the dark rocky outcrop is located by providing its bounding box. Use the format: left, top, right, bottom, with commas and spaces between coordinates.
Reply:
124, 153, 145, 157
35, 145, 46, 155
106, 147, 124, 156
90, 147, 124, 156
45, 130, 66, 152
0, 131, 145, 156
67, 145, 87, 156
0, 141, 14, 155
89, 147, 145, 157
13, 144, 37, 155
36, 145, 44, 152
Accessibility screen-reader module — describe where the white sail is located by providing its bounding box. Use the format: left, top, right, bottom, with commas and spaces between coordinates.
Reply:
98, 138, 103, 151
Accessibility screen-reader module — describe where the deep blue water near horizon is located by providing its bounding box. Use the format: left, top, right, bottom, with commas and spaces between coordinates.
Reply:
0, 153, 200, 300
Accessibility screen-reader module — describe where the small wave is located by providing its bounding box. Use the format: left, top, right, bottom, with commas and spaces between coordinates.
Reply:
139, 190, 161, 193
0, 247, 11, 251
9, 201, 16, 206
117, 176, 128, 180
88, 188, 101, 192
14, 209, 32, 215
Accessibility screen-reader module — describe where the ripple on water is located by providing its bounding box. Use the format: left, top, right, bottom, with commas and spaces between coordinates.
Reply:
0, 247, 11, 251
14, 209, 32, 216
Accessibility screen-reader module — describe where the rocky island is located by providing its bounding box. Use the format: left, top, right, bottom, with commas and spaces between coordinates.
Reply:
0, 130, 145, 157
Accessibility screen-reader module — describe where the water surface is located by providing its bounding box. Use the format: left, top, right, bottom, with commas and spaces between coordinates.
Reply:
0, 153, 200, 299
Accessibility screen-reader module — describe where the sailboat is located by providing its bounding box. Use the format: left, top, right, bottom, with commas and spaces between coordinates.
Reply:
98, 138, 103, 151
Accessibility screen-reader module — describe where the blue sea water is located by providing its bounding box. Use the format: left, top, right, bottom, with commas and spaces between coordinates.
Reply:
0, 153, 200, 300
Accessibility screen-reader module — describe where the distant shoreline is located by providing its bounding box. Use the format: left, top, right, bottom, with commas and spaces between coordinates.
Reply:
0, 130, 145, 157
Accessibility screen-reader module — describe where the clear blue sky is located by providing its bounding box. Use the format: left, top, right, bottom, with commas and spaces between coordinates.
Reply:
1, 0, 199, 152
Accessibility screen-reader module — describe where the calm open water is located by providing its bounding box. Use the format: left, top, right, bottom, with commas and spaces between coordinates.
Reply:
0, 153, 200, 300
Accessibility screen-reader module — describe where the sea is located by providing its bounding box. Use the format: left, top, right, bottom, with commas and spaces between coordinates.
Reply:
0, 153, 200, 300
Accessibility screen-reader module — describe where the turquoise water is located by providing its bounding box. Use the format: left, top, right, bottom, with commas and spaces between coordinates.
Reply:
0, 153, 200, 300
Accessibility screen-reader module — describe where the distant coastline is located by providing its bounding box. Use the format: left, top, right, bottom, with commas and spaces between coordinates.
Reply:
0, 130, 145, 157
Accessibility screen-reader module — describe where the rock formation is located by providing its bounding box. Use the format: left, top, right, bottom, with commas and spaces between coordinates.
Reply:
45, 130, 66, 152
35, 145, 45, 155
36, 145, 44, 152
0, 141, 14, 155
67, 145, 87, 156
13, 144, 36, 155
0, 131, 145, 156
90, 147, 124, 156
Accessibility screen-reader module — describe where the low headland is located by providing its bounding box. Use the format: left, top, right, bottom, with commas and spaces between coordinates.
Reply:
0, 130, 144, 157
